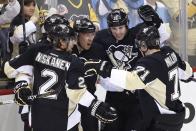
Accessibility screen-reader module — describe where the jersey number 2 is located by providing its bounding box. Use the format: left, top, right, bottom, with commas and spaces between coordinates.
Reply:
39, 69, 58, 99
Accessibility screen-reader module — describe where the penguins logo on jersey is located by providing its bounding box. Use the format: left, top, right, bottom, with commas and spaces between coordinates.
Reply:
106, 45, 138, 70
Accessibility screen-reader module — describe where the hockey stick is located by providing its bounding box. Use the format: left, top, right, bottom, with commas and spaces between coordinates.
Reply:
0, 90, 57, 105
180, 77, 196, 83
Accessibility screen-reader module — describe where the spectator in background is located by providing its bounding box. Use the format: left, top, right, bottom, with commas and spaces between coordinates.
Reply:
90, 0, 113, 29
0, 0, 20, 25
90, 0, 144, 29
9, 0, 39, 54
90, 0, 171, 45
0, 0, 20, 77
120, 0, 144, 28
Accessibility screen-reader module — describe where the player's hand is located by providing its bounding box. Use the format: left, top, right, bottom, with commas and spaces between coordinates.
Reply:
14, 81, 32, 105
84, 60, 112, 78
138, 5, 163, 28
89, 99, 118, 123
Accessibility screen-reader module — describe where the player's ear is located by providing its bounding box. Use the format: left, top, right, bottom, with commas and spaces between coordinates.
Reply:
140, 41, 148, 52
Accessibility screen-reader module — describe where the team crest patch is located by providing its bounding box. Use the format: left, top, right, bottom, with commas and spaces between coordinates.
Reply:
106, 45, 138, 70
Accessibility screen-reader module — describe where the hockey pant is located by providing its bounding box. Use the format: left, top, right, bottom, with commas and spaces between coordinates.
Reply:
149, 108, 185, 131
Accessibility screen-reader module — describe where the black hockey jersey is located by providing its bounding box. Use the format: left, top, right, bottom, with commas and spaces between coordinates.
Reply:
110, 46, 187, 112
72, 43, 106, 94
4, 42, 88, 130
9, 43, 83, 108
94, 28, 143, 70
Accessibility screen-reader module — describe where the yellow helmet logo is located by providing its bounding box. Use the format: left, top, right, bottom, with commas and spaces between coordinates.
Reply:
39, 9, 48, 25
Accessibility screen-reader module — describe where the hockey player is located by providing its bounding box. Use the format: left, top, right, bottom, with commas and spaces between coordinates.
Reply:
72, 18, 106, 131
4, 17, 118, 131
85, 26, 192, 131
93, 8, 144, 131
93, 6, 166, 131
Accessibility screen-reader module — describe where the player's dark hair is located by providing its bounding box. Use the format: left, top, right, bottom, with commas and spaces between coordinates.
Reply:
135, 26, 160, 49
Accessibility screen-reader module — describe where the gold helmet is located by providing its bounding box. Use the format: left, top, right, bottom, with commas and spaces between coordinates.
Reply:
38, 9, 48, 25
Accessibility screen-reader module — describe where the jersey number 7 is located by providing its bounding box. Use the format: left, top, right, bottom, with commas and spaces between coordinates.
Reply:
169, 68, 180, 101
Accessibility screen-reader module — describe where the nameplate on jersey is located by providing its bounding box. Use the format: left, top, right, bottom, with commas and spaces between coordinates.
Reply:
35, 52, 70, 70
164, 52, 177, 68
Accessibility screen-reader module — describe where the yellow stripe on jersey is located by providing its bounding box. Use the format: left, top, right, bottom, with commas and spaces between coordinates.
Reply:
145, 78, 167, 109
184, 61, 193, 77
66, 88, 86, 104
110, 69, 168, 109
68, 100, 77, 116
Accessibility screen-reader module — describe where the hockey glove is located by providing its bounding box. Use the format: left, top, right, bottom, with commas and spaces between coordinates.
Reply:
84, 60, 113, 78
89, 99, 118, 123
14, 81, 32, 105
138, 5, 163, 28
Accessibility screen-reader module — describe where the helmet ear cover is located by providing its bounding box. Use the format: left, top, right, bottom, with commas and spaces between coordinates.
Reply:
107, 8, 129, 27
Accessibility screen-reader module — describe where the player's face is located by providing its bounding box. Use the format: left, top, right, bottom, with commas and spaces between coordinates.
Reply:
78, 32, 96, 50
23, 2, 35, 18
110, 25, 127, 41
138, 41, 148, 56
59, 38, 76, 52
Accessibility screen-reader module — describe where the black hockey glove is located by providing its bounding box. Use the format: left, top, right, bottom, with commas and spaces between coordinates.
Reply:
14, 81, 32, 105
89, 99, 118, 123
138, 5, 163, 28
84, 60, 113, 78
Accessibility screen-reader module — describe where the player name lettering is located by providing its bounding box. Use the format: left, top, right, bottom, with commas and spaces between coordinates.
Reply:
164, 52, 177, 68
35, 52, 70, 70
